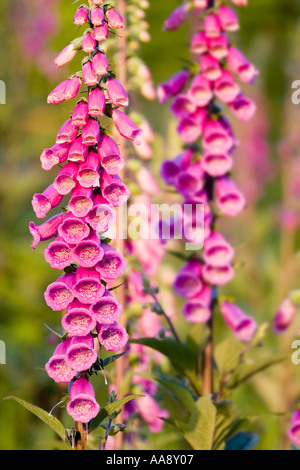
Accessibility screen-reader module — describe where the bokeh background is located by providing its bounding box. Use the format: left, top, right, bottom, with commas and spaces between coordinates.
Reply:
1, 0, 300, 450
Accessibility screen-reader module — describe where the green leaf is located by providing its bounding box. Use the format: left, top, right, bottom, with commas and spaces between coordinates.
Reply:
157, 377, 196, 415
89, 394, 142, 433
4, 396, 67, 444
215, 338, 243, 378
227, 354, 287, 390
225, 431, 260, 450
102, 348, 130, 367
186, 323, 210, 356
174, 396, 244, 451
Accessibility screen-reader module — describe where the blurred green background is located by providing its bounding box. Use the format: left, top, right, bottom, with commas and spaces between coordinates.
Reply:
1, 0, 300, 450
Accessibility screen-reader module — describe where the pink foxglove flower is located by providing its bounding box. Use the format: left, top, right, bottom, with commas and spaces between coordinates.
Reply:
98, 133, 125, 175
45, 338, 77, 384
58, 214, 90, 245
173, 259, 203, 298
97, 323, 129, 352
112, 109, 143, 144
54, 44, 77, 68
62, 300, 97, 337
44, 237, 73, 270
106, 77, 129, 107
288, 411, 300, 447
65, 334, 98, 372
220, 301, 257, 343
88, 87, 106, 117
273, 298, 297, 335
95, 243, 127, 280
73, 266, 105, 304
91, 290, 123, 324
71, 100, 89, 127
100, 170, 130, 207
32, 184, 63, 219
56, 119, 79, 144
54, 162, 78, 195
85, 193, 116, 232
68, 185, 94, 218
90, 7, 105, 26
92, 52, 109, 76
29, 213, 67, 249
44, 271, 76, 311
67, 377, 100, 424
106, 8, 125, 29
77, 150, 100, 188
74, 6, 89, 26
94, 23, 109, 42
73, 232, 104, 268
40, 143, 70, 171
182, 285, 212, 324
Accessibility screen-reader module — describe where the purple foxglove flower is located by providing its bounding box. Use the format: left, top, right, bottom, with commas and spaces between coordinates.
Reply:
56, 119, 79, 144
214, 69, 240, 103
32, 184, 63, 219
97, 323, 129, 352
95, 243, 127, 280
216, 177, 246, 217
204, 13, 222, 38
94, 23, 109, 42
201, 151, 233, 177
44, 237, 74, 270
45, 337, 77, 383
81, 118, 100, 146
65, 334, 98, 372
54, 162, 78, 195
207, 34, 229, 60
85, 193, 116, 232
200, 54, 222, 81
160, 149, 193, 186
182, 285, 212, 324
91, 290, 123, 324
189, 74, 213, 107
100, 170, 130, 207
228, 94, 256, 122
173, 259, 203, 299
203, 231, 235, 267
40, 143, 70, 171
88, 87, 106, 117
170, 93, 197, 119
106, 77, 129, 107
63, 76, 82, 101
111, 109, 143, 144
82, 60, 98, 87
273, 298, 296, 335
220, 301, 257, 343
218, 5, 239, 32
74, 266, 105, 304
71, 100, 89, 127
67, 377, 100, 424
62, 300, 97, 337
157, 69, 190, 104
191, 32, 207, 55
73, 231, 104, 268
106, 8, 125, 29
44, 271, 76, 311
90, 6, 105, 26
68, 185, 94, 218
82, 31, 97, 53
227, 47, 259, 84
29, 213, 67, 249
74, 6, 89, 26
54, 44, 77, 68
135, 394, 169, 434
175, 161, 205, 197
163, 4, 189, 31
287, 411, 300, 447
68, 136, 89, 163
92, 52, 109, 76
203, 119, 234, 153
77, 150, 100, 188
98, 133, 125, 175
58, 214, 90, 245
202, 264, 235, 286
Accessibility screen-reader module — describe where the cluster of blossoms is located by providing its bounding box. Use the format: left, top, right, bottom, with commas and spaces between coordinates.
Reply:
159, 0, 258, 343
29, 0, 143, 425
